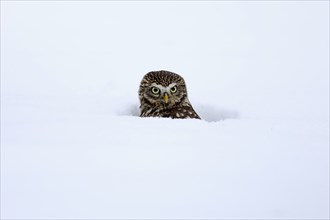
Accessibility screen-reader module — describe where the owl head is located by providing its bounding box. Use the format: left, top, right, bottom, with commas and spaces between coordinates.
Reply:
138, 70, 200, 119
138, 70, 188, 109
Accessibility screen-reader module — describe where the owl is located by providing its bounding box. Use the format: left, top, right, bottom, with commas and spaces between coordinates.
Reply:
138, 70, 200, 119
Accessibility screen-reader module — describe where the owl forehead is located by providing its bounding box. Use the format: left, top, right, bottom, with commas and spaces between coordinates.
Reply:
142, 70, 185, 87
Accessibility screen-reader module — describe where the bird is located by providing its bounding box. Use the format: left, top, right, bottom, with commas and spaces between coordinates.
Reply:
138, 70, 200, 119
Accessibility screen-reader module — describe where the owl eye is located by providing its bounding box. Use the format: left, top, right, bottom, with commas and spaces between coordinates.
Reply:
170, 86, 177, 93
151, 87, 160, 95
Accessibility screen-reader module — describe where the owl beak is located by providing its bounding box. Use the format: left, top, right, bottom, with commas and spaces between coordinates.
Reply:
163, 93, 169, 104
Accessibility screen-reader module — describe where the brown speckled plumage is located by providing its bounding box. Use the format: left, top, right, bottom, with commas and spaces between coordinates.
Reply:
138, 70, 200, 119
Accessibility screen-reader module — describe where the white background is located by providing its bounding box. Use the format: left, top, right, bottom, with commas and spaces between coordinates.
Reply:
1, 1, 329, 219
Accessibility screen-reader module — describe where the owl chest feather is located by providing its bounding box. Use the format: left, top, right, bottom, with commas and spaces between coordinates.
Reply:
140, 101, 200, 119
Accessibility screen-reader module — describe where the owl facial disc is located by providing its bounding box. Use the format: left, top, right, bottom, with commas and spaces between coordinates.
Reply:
138, 70, 201, 119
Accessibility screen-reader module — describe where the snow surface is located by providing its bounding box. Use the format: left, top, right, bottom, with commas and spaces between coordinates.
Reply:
1, 1, 329, 219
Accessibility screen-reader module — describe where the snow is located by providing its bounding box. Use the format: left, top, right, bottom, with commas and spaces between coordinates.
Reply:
1, 1, 329, 219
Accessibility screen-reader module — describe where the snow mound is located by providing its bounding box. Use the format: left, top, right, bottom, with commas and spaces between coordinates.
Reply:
195, 104, 239, 122
117, 103, 238, 122
116, 103, 140, 117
